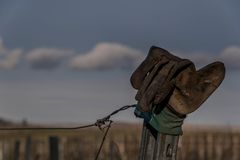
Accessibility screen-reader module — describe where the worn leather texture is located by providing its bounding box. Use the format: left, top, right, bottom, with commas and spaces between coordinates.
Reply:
131, 46, 225, 115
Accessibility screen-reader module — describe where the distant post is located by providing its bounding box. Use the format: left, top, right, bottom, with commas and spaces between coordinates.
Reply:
14, 140, 20, 160
25, 136, 32, 160
49, 136, 59, 160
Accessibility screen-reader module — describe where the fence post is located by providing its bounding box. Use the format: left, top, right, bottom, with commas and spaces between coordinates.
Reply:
49, 136, 59, 160
25, 136, 32, 160
0, 141, 3, 160
138, 122, 156, 160
109, 139, 122, 160
138, 122, 179, 160
14, 140, 20, 160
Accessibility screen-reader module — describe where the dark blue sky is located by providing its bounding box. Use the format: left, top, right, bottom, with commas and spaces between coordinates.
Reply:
1, 0, 240, 52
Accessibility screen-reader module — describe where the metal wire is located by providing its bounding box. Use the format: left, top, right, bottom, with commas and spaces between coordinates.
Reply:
0, 104, 136, 160
0, 104, 135, 131
94, 120, 113, 160
0, 124, 96, 131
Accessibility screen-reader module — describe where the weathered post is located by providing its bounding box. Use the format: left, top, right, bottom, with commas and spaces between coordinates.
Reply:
49, 136, 59, 160
153, 133, 179, 160
0, 141, 3, 160
25, 136, 32, 160
13, 140, 20, 160
109, 139, 122, 160
139, 123, 179, 160
138, 122, 156, 160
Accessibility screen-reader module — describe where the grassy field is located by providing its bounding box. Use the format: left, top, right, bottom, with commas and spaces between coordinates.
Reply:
0, 123, 240, 160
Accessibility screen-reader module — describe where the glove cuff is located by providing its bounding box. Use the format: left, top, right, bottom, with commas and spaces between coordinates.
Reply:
134, 104, 152, 122
149, 106, 186, 135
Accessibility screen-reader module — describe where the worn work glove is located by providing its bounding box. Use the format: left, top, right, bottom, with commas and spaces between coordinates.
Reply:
131, 46, 225, 135
131, 46, 192, 112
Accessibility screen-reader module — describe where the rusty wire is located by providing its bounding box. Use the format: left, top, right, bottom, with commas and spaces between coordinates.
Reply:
0, 104, 136, 159
94, 120, 113, 160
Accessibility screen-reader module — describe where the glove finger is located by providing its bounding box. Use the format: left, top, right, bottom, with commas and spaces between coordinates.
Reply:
153, 59, 193, 104
138, 62, 175, 112
135, 58, 168, 101
169, 62, 225, 115
131, 46, 178, 90
153, 82, 174, 104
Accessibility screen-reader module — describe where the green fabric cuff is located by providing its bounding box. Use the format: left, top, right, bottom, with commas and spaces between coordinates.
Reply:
149, 106, 186, 135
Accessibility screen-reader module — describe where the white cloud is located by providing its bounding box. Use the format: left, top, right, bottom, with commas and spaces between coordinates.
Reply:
0, 38, 22, 70
174, 51, 213, 68
26, 48, 73, 69
219, 46, 240, 70
69, 43, 144, 70
174, 46, 240, 70
69, 43, 240, 71
1, 36, 240, 71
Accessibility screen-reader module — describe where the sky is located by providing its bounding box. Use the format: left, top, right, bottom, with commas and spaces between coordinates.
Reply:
0, 0, 240, 125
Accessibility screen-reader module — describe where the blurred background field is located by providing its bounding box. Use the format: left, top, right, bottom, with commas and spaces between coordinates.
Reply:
0, 1, 240, 160
1, 119, 240, 160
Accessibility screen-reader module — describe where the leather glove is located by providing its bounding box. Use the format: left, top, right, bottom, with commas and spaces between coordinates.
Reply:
131, 46, 192, 112
131, 46, 225, 135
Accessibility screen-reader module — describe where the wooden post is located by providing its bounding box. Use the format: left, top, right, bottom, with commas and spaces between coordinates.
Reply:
14, 140, 20, 160
25, 136, 32, 160
109, 139, 122, 160
138, 122, 156, 160
138, 122, 179, 160
0, 141, 3, 160
49, 136, 59, 160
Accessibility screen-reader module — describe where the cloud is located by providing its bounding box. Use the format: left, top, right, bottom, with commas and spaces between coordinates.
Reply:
69, 43, 144, 70
175, 46, 240, 70
1, 36, 239, 72
26, 48, 73, 69
219, 46, 240, 70
69, 43, 240, 71
174, 51, 213, 68
0, 38, 22, 70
